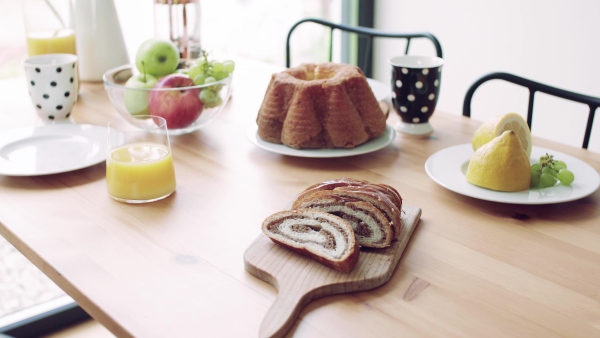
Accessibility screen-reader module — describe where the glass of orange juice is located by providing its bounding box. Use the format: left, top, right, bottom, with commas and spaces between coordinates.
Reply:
106, 116, 176, 203
23, 0, 77, 56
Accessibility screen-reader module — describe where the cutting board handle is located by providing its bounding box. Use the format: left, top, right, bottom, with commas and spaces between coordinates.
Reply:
259, 283, 315, 338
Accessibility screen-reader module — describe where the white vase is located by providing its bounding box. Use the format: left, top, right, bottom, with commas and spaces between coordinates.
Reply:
72, 0, 129, 82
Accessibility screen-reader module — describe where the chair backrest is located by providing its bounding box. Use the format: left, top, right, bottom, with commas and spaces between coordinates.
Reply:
463, 72, 599, 149
286, 18, 443, 77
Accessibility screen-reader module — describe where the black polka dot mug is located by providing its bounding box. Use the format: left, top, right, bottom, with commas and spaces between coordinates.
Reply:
23, 53, 78, 122
389, 55, 444, 137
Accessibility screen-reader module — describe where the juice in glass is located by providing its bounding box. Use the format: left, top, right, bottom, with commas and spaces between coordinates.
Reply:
106, 142, 176, 203
26, 29, 77, 56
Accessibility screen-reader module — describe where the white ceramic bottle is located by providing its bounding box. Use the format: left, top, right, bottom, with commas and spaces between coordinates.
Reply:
72, 0, 129, 82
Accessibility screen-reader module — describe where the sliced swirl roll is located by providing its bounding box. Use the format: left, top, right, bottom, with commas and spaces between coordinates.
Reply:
261, 209, 360, 272
298, 178, 403, 213
292, 187, 399, 248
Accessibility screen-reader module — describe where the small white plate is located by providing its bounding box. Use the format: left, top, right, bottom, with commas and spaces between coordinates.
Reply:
0, 124, 107, 176
425, 144, 600, 204
247, 124, 395, 158
367, 78, 390, 102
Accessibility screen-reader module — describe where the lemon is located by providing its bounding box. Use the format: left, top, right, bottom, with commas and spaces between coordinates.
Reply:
466, 130, 531, 192
472, 112, 532, 158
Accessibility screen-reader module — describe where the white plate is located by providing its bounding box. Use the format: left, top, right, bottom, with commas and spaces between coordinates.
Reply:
0, 124, 107, 176
425, 144, 600, 204
367, 78, 390, 102
247, 124, 395, 158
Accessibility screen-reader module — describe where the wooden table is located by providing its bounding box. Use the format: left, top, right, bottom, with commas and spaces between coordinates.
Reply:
1, 58, 599, 337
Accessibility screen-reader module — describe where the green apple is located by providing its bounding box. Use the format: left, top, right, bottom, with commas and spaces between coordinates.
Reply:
135, 38, 180, 77
124, 73, 158, 115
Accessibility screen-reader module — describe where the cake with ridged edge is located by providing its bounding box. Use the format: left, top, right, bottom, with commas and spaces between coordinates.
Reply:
256, 63, 386, 149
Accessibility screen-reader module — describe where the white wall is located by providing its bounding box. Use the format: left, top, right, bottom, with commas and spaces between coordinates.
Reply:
372, 0, 600, 152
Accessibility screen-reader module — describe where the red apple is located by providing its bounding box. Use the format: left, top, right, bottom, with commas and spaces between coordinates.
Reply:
148, 74, 203, 129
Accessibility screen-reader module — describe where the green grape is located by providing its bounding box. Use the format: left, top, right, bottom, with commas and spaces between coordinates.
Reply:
200, 88, 217, 102
541, 166, 557, 177
554, 160, 567, 171
530, 163, 541, 172
193, 73, 208, 85
530, 171, 541, 188
212, 83, 224, 92
200, 89, 222, 108
187, 64, 205, 81
204, 76, 217, 84
211, 61, 224, 74
539, 172, 558, 188
557, 169, 575, 185
212, 70, 229, 81
222, 60, 235, 74
205, 96, 222, 108
195, 58, 208, 69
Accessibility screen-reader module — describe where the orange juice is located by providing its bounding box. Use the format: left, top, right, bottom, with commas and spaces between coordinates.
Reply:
106, 142, 176, 202
26, 29, 77, 56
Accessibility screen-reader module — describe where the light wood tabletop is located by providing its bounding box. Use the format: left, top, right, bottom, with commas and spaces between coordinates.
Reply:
0, 58, 599, 338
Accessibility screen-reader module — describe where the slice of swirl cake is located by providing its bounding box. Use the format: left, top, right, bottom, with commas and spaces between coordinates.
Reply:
261, 209, 360, 272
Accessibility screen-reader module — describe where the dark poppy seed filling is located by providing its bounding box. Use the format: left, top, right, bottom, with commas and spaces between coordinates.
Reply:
295, 201, 388, 247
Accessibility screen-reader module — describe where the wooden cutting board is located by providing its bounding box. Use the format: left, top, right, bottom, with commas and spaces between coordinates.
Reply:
244, 206, 421, 338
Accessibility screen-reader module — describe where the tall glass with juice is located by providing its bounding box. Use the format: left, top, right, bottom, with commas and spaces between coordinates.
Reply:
23, 0, 76, 56
107, 116, 176, 203
23, 0, 79, 88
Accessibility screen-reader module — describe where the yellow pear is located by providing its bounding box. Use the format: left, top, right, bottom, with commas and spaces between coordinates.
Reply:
466, 130, 531, 192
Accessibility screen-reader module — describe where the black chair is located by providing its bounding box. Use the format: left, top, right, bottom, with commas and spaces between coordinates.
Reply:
463, 72, 599, 149
286, 18, 443, 78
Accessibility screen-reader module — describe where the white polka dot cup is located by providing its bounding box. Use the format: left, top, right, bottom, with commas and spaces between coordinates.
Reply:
389, 55, 444, 137
23, 53, 78, 122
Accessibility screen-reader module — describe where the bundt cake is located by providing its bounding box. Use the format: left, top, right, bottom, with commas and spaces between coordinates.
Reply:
256, 62, 387, 149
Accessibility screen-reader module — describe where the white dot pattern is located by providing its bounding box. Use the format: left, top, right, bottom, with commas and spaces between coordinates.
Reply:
391, 62, 442, 125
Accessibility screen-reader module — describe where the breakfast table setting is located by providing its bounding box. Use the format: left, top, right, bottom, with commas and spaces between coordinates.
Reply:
1, 2, 600, 337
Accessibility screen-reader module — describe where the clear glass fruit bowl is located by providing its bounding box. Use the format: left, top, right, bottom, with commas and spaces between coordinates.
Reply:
103, 64, 233, 135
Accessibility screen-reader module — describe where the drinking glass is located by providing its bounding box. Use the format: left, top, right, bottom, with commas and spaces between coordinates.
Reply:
106, 116, 176, 203
23, 0, 76, 56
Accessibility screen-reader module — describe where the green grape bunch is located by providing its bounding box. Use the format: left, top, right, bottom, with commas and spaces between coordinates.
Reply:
530, 153, 575, 188
186, 50, 235, 108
